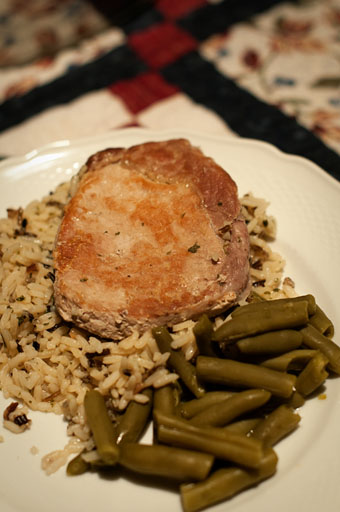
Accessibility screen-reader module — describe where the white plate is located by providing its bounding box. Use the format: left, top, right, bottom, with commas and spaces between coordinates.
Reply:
0, 128, 340, 512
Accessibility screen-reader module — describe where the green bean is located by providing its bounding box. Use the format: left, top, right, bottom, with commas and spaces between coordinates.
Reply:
214, 300, 309, 343
196, 356, 296, 398
66, 452, 90, 476
154, 411, 264, 469
251, 405, 301, 447
115, 388, 153, 445
155, 410, 246, 440
295, 352, 329, 397
119, 442, 213, 482
180, 391, 235, 420
180, 448, 278, 512
193, 314, 216, 357
223, 418, 261, 435
287, 390, 306, 409
300, 324, 340, 374
158, 424, 263, 469
231, 295, 316, 318
79, 293, 335, 509
309, 305, 334, 338
152, 326, 205, 398
190, 389, 271, 427
236, 329, 303, 355
84, 389, 119, 465
261, 349, 317, 371
153, 384, 179, 417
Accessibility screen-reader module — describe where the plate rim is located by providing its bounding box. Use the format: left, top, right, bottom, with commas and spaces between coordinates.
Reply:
0, 127, 340, 512
1, 127, 340, 191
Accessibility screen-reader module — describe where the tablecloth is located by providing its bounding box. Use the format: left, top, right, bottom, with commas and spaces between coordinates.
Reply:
1, 0, 340, 182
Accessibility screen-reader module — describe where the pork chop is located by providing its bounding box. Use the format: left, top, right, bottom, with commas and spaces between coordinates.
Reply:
53, 139, 250, 339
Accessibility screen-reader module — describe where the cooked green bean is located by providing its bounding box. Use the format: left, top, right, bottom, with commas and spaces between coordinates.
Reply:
300, 324, 340, 374
231, 295, 316, 318
153, 384, 179, 417
77, 292, 335, 510
214, 300, 309, 343
115, 388, 153, 445
251, 405, 301, 447
261, 349, 317, 371
196, 356, 296, 398
287, 390, 306, 409
236, 329, 303, 355
155, 409, 253, 441
180, 448, 278, 512
84, 389, 119, 465
180, 391, 235, 420
119, 442, 213, 482
193, 314, 216, 357
309, 305, 334, 338
154, 411, 264, 469
223, 418, 261, 435
190, 389, 271, 427
152, 326, 205, 398
66, 452, 90, 476
158, 424, 263, 469
295, 352, 329, 396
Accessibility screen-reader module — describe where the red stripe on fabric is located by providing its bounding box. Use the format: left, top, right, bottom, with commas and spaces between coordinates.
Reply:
156, 0, 207, 19
128, 21, 197, 69
109, 71, 179, 114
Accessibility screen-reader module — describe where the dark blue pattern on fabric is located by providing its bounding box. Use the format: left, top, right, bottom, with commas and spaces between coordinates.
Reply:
0, 45, 147, 133
177, 0, 299, 40
122, 7, 164, 34
162, 51, 340, 181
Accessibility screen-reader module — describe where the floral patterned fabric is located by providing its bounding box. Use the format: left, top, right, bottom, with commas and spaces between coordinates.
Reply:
0, 0, 109, 66
0, 0, 340, 181
200, 0, 340, 155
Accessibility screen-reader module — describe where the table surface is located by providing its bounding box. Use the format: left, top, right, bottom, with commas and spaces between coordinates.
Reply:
0, 0, 340, 182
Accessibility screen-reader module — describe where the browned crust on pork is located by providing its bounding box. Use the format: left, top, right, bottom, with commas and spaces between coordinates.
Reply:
85, 139, 240, 228
54, 139, 250, 339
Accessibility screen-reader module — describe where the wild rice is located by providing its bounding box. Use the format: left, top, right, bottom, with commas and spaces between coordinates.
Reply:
0, 178, 294, 473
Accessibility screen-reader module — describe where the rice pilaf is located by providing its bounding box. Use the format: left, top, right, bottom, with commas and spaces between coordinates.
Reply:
0, 174, 295, 473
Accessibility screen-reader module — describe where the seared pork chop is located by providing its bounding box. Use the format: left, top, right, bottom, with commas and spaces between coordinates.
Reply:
54, 139, 250, 339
